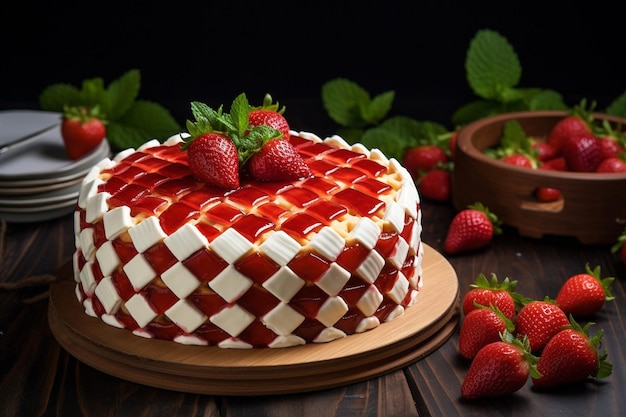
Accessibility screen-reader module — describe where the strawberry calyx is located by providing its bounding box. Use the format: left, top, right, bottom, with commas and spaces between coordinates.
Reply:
63, 104, 107, 124
610, 227, 626, 254
583, 263, 615, 302
467, 202, 503, 235
500, 330, 541, 379
250, 93, 286, 114
182, 93, 283, 166
469, 272, 526, 310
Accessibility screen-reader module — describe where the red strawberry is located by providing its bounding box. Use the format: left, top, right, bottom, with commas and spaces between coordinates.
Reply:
539, 156, 567, 171
562, 134, 605, 172
459, 305, 514, 360
555, 264, 615, 317
532, 319, 612, 389
248, 94, 290, 141
402, 145, 448, 180
462, 272, 518, 319
598, 136, 625, 158
611, 228, 626, 266
514, 300, 569, 353
501, 153, 534, 168
532, 140, 558, 162
417, 168, 451, 201
248, 139, 312, 182
547, 103, 594, 154
596, 156, 626, 173
61, 105, 107, 159
533, 187, 561, 202
443, 202, 502, 255
185, 133, 240, 189
461, 331, 539, 399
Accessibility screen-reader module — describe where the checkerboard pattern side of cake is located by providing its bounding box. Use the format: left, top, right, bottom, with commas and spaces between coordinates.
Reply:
72, 130, 424, 349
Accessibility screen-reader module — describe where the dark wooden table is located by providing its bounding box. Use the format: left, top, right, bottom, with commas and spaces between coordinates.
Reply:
1, 195, 624, 416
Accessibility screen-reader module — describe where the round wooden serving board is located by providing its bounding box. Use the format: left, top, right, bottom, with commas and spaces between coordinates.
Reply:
48, 244, 459, 395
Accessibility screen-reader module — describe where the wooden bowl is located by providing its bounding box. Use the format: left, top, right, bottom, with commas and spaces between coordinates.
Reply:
452, 110, 626, 245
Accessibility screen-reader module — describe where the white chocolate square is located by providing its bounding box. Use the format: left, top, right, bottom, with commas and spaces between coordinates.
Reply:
209, 265, 253, 303
309, 226, 345, 261
356, 285, 383, 317
349, 217, 380, 250
387, 271, 409, 304
262, 267, 305, 302
383, 200, 405, 233
259, 231, 301, 266
86, 191, 110, 223
103, 206, 133, 240
164, 223, 209, 261
126, 293, 158, 328
165, 299, 207, 333
95, 240, 120, 277
128, 216, 167, 253
316, 296, 348, 327
388, 237, 409, 269
210, 304, 254, 337
355, 250, 385, 284
209, 228, 253, 263
263, 302, 305, 336
123, 254, 156, 291
316, 263, 350, 296
94, 276, 122, 314
161, 262, 201, 299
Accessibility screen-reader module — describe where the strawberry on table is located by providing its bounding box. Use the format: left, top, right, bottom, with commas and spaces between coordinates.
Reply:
532, 319, 612, 389
443, 202, 502, 255
61, 105, 106, 159
459, 304, 514, 360
514, 300, 569, 354
462, 272, 519, 319
417, 168, 451, 201
461, 331, 539, 399
402, 144, 448, 180
555, 264, 615, 317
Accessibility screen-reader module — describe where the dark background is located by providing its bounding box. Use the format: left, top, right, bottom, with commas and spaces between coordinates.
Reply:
2, 1, 624, 137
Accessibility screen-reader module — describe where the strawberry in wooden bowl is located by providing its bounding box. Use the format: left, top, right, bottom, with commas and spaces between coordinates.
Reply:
452, 109, 626, 245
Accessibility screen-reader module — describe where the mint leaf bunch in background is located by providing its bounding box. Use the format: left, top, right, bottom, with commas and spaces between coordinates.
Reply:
39, 69, 181, 151
452, 29, 568, 126
321, 78, 451, 161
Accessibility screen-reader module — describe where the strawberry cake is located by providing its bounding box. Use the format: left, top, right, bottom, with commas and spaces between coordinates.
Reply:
72, 99, 423, 349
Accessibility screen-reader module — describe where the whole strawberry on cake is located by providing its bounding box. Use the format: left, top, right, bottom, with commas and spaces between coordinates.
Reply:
73, 93, 424, 349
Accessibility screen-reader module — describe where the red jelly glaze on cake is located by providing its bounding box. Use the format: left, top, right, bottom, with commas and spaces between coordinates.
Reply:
74, 132, 423, 348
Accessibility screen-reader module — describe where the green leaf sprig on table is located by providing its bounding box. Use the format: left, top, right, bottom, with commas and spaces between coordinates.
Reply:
39, 69, 181, 152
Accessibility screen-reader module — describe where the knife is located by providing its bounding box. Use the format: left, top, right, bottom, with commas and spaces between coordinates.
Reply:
0, 122, 61, 157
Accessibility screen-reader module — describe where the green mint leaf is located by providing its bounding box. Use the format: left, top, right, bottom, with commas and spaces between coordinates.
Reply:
110, 100, 181, 151
39, 84, 83, 111
78, 77, 108, 109
451, 100, 503, 126
605, 89, 626, 117
527, 89, 568, 110
466, 29, 521, 100
230, 93, 251, 135
104, 69, 141, 120
322, 78, 371, 128
360, 125, 408, 160
500, 120, 530, 152
362, 91, 395, 124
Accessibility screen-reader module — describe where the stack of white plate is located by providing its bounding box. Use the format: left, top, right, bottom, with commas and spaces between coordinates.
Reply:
0, 110, 110, 223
